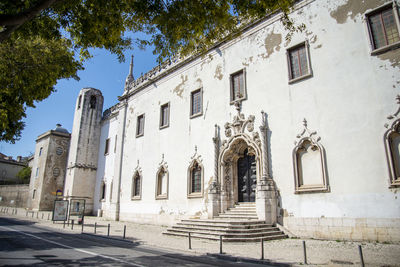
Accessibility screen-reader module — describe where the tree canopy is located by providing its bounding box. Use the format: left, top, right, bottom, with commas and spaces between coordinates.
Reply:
0, 0, 298, 143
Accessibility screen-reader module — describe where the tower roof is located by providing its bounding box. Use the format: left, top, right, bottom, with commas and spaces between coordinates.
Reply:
54, 123, 69, 134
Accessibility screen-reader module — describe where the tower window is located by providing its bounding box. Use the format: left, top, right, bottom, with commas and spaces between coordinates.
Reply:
78, 95, 82, 109
90, 95, 96, 109
104, 138, 110, 155
100, 182, 106, 201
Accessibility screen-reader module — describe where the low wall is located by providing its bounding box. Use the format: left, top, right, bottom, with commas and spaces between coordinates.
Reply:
0, 184, 29, 208
284, 217, 400, 243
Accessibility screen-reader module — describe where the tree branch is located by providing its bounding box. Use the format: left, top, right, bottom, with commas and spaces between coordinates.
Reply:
0, 0, 59, 42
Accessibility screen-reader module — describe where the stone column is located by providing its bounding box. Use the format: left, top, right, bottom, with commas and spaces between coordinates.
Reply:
208, 125, 220, 218
256, 111, 277, 225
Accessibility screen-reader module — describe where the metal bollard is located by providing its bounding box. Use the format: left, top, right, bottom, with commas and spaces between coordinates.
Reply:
94, 222, 97, 234
107, 223, 110, 236
36, 212, 38, 219
81, 220, 84, 233
26, 211, 28, 217
32, 212, 34, 218
63, 220, 66, 228
42, 213, 44, 219
188, 232, 192, 250
48, 213, 50, 220
71, 220, 74, 230
358, 245, 365, 267
261, 238, 264, 260
219, 235, 223, 254
302, 240, 307, 265
123, 225, 126, 239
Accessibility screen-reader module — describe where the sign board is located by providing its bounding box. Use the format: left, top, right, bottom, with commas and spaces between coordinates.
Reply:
56, 189, 62, 196
53, 200, 68, 221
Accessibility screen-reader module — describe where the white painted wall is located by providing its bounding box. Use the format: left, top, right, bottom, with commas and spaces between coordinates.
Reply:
94, 0, 400, 229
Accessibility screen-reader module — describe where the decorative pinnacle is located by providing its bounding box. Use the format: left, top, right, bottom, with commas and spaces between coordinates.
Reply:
303, 118, 308, 127
396, 95, 400, 104
214, 124, 218, 138
129, 55, 134, 78
195, 145, 197, 153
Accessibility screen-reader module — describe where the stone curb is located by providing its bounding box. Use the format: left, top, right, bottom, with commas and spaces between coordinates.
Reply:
207, 253, 292, 266
81, 232, 136, 244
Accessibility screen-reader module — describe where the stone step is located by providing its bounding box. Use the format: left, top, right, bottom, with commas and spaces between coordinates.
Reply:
181, 219, 267, 225
217, 214, 259, 219
172, 225, 280, 233
164, 231, 287, 242
166, 228, 283, 238
219, 213, 257, 216
177, 222, 273, 229
226, 207, 256, 211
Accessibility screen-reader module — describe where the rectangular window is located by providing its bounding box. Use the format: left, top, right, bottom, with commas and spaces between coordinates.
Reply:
35, 168, 39, 177
39, 147, 42, 156
287, 42, 312, 83
104, 138, 110, 155
136, 114, 145, 137
190, 89, 202, 118
230, 70, 246, 102
114, 135, 117, 153
160, 103, 170, 129
32, 189, 36, 199
367, 3, 400, 52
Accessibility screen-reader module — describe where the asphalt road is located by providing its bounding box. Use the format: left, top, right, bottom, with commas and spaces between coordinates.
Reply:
0, 217, 271, 266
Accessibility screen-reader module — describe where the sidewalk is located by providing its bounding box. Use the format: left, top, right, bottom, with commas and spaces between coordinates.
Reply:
1, 207, 400, 266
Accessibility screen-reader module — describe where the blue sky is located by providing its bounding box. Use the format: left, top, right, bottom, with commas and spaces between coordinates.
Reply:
0, 46, 158, 159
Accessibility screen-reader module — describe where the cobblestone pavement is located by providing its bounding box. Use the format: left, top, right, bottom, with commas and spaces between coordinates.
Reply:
1, 207, 399, 267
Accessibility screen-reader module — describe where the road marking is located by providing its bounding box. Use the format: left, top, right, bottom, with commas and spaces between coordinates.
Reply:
0, 225, 144, 267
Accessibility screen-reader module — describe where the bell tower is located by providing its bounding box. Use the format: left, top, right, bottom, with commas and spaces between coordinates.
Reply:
64, 87, 103, 214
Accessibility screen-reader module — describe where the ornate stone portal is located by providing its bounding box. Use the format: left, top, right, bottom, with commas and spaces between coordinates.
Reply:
208, 101, 277, 224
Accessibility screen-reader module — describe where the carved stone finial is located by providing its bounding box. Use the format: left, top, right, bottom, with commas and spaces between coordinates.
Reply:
162, 153, 164, 161
386, 94, 400, 122
214, 124, 218, 138
195, 145, 197, 153
295, 118, 320, 145
303, 118, 307, 127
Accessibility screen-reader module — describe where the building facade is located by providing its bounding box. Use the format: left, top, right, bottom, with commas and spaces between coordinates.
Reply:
28, 124, 70, 211
61, 0, 400, 242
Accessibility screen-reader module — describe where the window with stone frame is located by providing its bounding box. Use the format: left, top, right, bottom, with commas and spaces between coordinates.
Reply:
160, 102, 170, 129
187, 161, 203, 197
78, 95, 82, 109
131, 172, 142, 200
109, 182, 113, 202
230, 69, 246, 103
287, 41, 312, 83
104, 138, 110, 155
136, 114, 145, 137
366, 2, 400, 54
32, 189, 36, 199
156, 167, 168, 199
190, 89, 202, 118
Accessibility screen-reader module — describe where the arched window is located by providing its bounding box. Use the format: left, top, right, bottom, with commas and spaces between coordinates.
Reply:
384, 119, 400, 187
90, 95, 96, 109
156, 166, 168, 199
131, 171, 142, 200
293, 119, 329, 194
187, 154, 204, 198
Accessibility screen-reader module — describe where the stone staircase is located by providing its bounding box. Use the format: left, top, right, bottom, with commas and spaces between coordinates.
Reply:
163, 202, 287, 242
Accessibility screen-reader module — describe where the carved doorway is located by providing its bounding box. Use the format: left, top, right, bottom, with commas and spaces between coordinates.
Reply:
237, 149, 256, 202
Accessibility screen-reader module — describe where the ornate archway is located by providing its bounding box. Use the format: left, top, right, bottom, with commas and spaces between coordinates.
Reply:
208, 102, 277, 224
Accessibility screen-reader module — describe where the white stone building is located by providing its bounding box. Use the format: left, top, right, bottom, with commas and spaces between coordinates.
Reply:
61, 0, 400, 242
